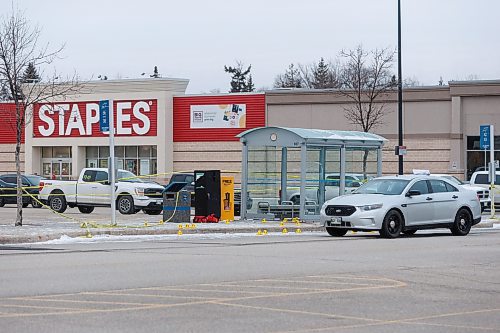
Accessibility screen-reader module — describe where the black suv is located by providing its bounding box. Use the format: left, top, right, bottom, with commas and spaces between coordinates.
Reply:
0, 174, 45, 208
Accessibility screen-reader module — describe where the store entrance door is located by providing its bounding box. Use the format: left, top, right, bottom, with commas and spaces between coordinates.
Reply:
42, 159, 72, 180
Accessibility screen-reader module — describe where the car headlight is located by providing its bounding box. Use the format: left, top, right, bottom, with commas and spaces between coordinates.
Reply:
135, 188, 145, 196
358, 203, 383, 211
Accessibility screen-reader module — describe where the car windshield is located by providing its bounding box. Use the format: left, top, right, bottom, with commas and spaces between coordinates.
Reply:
25, 175, 43, 185
116, 171, 144, 183
441, 175, 464, 185
354, 179, 410, 195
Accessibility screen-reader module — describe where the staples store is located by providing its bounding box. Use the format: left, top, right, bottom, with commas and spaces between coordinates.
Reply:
22, 79, 187, 180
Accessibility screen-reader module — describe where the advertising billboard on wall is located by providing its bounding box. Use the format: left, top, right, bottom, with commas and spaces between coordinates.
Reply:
190, 104, 246, 129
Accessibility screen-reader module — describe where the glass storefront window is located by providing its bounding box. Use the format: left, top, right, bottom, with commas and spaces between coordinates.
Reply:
42, 147, 52, 158
139, 146, 150, 158
86, 146, 157, 176
466, 136, 500, 179
126, 146, 137, 157
100, 146, 110, 157
53, 147, 71, 158
114, 146, 124, 158
86, 147, 98, 158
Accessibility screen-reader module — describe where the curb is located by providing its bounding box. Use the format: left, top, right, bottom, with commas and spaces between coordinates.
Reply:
0, 224, 325, 245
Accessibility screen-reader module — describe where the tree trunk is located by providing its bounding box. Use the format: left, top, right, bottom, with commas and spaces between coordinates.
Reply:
362, 149, 369, 180
15, 103, 23, 227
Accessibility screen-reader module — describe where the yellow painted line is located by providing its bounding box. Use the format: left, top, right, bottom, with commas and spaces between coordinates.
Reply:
84, 291, 222, 301
7, 297, 168, 307
204, 283, 334, 292
150, 287, 270, 294
401, 307, 500, 323
272, 307, 500, 333
402, 321, 500, 332
0, 303, 89, 311
225, 279, 380, 287
212, 301, 383, 323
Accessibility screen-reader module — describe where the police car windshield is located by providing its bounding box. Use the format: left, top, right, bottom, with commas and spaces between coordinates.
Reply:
354, 179, 410, 195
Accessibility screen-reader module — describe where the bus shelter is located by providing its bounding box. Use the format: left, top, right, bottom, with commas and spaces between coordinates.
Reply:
237, 127, 387, 221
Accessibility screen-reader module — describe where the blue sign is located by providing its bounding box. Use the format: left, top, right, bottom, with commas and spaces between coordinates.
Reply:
99, 100, 110, 132
480, 125, 490, 150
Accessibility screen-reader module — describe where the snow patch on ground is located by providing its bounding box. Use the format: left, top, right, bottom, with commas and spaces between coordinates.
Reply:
39, 231, 324, 244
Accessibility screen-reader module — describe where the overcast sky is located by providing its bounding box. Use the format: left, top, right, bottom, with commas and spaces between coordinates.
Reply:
9, 0, 500, 93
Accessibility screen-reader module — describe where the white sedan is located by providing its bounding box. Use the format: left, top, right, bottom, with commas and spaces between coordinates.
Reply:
320, 175, 481, 238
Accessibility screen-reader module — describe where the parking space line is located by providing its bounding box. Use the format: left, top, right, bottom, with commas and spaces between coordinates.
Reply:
212, 301, 383, 323
0, 303, 90, 312
271, 308, 500, 333
401, 321, 500, 332
152, 287, 271, 294
6, 297, 168, 307
86, 291, 224, 301
232, 279, 380, 287
198, 283, 333, 292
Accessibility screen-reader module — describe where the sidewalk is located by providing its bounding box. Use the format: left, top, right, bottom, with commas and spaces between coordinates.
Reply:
0, 210, 498, 245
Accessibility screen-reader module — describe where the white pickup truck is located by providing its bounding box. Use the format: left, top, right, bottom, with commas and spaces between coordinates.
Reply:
39, 168, 165, 215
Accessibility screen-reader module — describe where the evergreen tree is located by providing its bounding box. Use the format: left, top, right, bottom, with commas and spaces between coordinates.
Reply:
274, 63, 303, 88
246, 74, 255, 92
311, 58, 338, 89
21, 62, 40, 83
224, 61, 252, 92
151, 66, 159, 78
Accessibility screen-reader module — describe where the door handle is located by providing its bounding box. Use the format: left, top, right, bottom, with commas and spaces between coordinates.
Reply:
452, 195, 458, 199
426, 197, 433, 201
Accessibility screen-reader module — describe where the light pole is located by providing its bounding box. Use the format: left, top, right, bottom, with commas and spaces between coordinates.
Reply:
398, 0, 404, 175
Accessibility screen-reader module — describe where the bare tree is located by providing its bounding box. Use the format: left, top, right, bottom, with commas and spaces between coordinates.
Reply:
0, 10, 80, 226
338, 45, 396, 175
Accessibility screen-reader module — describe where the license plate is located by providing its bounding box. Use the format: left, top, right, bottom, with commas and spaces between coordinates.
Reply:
329, 217, 342, 226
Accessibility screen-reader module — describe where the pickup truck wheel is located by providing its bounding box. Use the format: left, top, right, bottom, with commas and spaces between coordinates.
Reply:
49, 193, 67, 213
22, 202, 29, 208
78, 206, 94, 214
32, 199, 43, 208
451, 208, 472, 236
117, 195, 135, 215
143, 208, 162, 215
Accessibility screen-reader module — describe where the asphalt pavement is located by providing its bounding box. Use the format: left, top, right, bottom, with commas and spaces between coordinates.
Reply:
0, 205, 498, 244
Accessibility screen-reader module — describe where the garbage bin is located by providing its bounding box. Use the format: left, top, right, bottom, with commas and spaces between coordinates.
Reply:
163, 183, 191, 223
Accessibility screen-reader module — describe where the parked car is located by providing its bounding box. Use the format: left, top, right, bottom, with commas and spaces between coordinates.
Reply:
469, 171, 500, 205
0, 174, 45, 208
285, 173, 371, 205
168, 173, 195, 206
320, 175, 481, 238
39, 168, 166, 215
431, 174, 491, 212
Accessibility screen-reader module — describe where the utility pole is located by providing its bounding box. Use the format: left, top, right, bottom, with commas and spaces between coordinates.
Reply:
398, 0, 404, 175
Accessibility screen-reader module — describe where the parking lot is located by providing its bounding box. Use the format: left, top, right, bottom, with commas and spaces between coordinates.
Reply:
1, 227, 500, 332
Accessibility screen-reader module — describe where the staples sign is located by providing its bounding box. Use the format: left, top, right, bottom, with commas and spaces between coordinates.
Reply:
34, 100, 157, 137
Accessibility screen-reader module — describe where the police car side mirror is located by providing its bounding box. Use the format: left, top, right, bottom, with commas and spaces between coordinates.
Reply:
406, 190, 421, 197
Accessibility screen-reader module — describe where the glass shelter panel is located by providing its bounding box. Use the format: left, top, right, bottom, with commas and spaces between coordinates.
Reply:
247, 146, 281, 215
345, 147, 378, 185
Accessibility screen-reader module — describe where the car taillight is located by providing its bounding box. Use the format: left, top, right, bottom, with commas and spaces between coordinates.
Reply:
476, 193, 481, 202
39, 181, 44, 191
